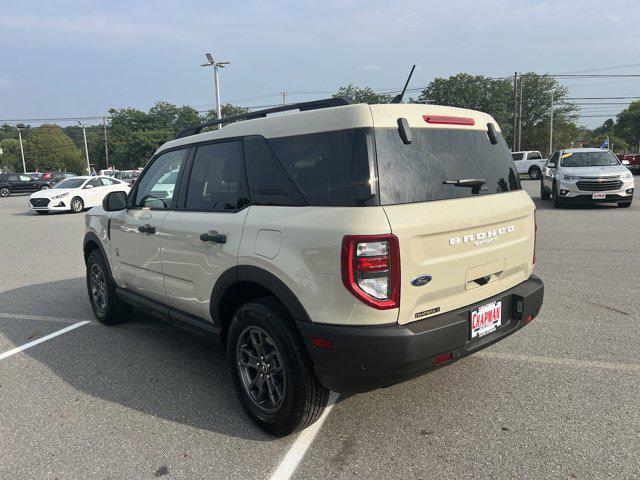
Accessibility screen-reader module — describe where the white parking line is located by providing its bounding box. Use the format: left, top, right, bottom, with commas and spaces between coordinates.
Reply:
0, 312, 90, 324
0, 321, 90, 361
269, 392, 340, 480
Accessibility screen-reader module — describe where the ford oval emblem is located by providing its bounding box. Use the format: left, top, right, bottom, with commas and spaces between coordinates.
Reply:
411, 274, 432, 287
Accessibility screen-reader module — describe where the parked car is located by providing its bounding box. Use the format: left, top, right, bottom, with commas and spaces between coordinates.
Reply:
84, 99, 543, 436
618, 153, 640, 174
0, 173, 53, 197
26, 172, 44, 179
41, 171, 77, 183
112, 170, 140, 186
28, 175, 130, 214
511, 150, 546, 180
541, 148, 634, 208
99, 169, 120, 177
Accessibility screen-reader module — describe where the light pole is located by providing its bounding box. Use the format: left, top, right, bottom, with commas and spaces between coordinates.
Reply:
12, 125, 26, 173
201, 53, 230, 127
549, 92, 554, 156
77, 121, 91, 174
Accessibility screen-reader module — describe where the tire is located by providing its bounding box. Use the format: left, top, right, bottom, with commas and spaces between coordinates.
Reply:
227, 297, 330, 436
86, 250, 132, 325
36, 211, 49, 215
618, 201, 632, 208
552, 183, 563, 208
70, 196, 84, 213
0, 187, 10, 197
528, 166, 541, 180
540, 181, 550, 200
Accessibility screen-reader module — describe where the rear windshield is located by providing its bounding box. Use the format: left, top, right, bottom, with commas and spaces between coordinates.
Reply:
375, 128, 520, 205
560, 151, 620, 167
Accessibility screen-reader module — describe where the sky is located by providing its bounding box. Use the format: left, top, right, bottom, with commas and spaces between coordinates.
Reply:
1, 0, 639, 128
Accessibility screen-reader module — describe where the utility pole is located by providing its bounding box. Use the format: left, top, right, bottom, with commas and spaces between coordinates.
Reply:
512, 72, 518, 151
13, 125, 26, 173
517, 78, 524, 151
549, 91, 554, 156
282, 91, 287, 114
77, 121, 91, 174
103, 117, 109, 169
201, 53, 230, 128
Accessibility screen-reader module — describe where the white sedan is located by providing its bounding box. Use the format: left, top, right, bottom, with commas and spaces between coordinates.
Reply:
28, 176, 130, 214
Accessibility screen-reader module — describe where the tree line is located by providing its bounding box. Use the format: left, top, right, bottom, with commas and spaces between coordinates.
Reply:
2, 73, 639, 173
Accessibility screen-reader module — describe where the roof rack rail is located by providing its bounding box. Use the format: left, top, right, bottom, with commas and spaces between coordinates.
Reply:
175, 97, 352, 139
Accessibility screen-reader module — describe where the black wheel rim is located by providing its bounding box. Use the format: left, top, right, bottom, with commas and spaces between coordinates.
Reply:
89, 264, 107, 315
0, 188, 9, 197
236, 325, 286, 414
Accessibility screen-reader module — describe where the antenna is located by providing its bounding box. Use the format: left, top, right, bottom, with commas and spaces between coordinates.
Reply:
391, 64, 416, 104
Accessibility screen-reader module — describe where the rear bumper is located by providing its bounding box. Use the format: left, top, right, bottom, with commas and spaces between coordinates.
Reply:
298, 275, 544, 393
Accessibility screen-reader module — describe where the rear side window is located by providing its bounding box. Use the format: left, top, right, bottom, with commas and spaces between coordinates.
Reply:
267, 129, 376, 207
375, 128, 520, 205
244, 136, 305, 206
184, 141, 249, 212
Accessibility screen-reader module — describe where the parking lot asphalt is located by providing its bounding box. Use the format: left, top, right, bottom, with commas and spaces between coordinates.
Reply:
1, 181, 639, 479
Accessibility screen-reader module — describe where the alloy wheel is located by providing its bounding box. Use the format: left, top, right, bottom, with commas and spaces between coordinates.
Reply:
89, 264, 107, 316
72, 198, 83, 212
0, 187, 10, 197
236, 325, 286, 414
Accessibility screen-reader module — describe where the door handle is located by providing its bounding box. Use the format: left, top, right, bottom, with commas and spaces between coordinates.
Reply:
138, 224, 156, 234
200, 232, 227, 244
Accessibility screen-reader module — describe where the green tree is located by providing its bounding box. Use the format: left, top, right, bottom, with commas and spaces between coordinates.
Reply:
614, 100, 640, 150
202, 103, 251, 124
0, 138, 23, 172
22, 124, 85, 173
417, 73, 514, 140
333, 84, 393, 104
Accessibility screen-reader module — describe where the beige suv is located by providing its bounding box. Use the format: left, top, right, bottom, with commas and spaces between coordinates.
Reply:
83, 99, 544, 436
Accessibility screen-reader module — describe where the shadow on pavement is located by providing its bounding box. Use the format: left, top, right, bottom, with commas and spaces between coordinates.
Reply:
0, 277, 272, 441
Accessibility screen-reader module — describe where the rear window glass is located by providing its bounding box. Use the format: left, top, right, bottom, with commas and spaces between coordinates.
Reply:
267, 129, 376, 207
375, 128, 520, 205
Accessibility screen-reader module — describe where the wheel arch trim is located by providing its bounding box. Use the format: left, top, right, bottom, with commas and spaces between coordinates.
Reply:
211, 265, 313, 328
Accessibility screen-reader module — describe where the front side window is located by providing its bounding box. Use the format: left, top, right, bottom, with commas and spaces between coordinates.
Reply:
133, 149, 187, 209
511, 153, 524, 161
86, 178, 103, 188
184, 141, 249, 212
19, 175, 32, 182
529, 151, 542, 160
560, 151, 620, 167
375, 128, 520, 205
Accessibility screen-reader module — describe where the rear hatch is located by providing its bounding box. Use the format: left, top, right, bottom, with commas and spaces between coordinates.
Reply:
371, 105, 535, 325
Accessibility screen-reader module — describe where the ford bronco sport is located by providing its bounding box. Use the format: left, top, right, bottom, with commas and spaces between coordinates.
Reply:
83, 98, 544, 436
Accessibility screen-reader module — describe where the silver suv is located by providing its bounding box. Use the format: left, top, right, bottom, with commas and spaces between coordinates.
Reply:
541, 147, 634, 208
83, 99, 543, 435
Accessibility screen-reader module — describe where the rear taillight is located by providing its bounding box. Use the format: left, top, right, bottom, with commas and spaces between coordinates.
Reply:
533, 210, 537, 265
341, 234, 400, 310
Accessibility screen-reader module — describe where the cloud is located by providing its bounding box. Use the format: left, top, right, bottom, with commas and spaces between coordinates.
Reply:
0, 78, 11, 89
362, 65, 382, 72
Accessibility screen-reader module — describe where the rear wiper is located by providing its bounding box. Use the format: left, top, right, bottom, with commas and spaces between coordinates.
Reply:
443, 178, 486, 187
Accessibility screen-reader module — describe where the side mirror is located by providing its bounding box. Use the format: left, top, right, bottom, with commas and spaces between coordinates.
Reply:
85, 184, 94, 189
103, 190, 127, 211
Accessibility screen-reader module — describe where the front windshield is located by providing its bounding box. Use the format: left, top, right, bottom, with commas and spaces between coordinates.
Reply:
54, 178, 86, 189
561, 151, 620, 167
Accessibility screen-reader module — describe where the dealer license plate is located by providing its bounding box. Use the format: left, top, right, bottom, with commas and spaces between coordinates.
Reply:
470, 301, 502, 339
592, 193, 606, 199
